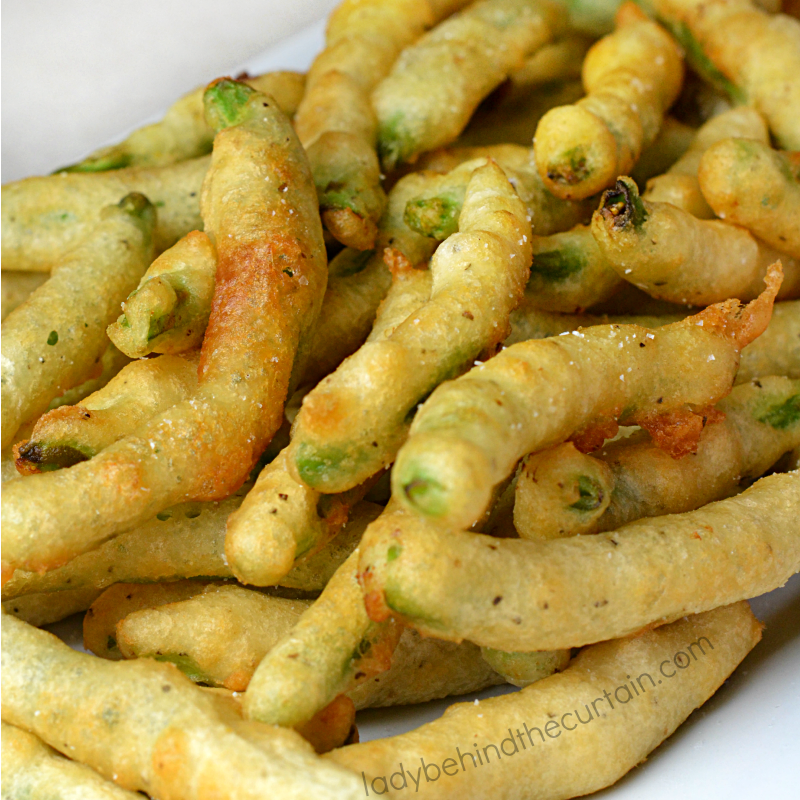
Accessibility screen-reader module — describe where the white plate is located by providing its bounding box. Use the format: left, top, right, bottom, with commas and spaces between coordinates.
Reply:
8, 6, 800, 796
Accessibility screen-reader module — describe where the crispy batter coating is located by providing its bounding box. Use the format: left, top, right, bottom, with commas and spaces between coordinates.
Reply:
479, 647, 570, 687
47, 345, 131, 410
14, 351, 200, 474
643, 0, 800, 149
629, 116, 696, 186
514, 376, 800, 539
644, 106, 769, 219
108, 231, 216, 357
59, 71, 305, 173
1, 194, 155, 449
698, 138, 800, 259
534, 3, 683, 200
2, 722, 142, 800
374, 0, 567, 169
290, 161, 532, 493
245, 549, 403, 728
1, 614, 363, 799
2, 586, 103, 626
328, 604, 761, 799
1, 156, 206, 273
0, 81, 327, 582
360, 472, 795, 650
592, 177, 800, 305
1, 271, 48, 321
391, 273, 779, 528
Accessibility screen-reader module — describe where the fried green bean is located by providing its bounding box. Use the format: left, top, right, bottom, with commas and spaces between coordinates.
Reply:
698, 138, 800, 259
629, 116, 695, 185
360, 471, 797, 650
3, 586, 103, 626
479, 647, 570, 687
508, 35, 592, 93
1, 193, 155, 449
59, 71, 306, 173
47, 344, 131, 410
1, 614, 363, 799
641, 0, 800, 149
14, 351, 200, 474
2, 722, 142, 800
84, 580, 218, 661
1, 81, 327, 582
289, 161, 533, 493
402, 147, 594, 242
374, 0, 567, 169
644, 107, 769, 220
1, 156, 206, 273
391, 271, 779, 528
328, 603, 761, 799
534, 2, 683, 200
107, 230, 216, 357
245, 548, 403, 728
1, 270, 48, 320
225, 454, 382, 586
514, 376, 800, 539
592, 177, 800, 305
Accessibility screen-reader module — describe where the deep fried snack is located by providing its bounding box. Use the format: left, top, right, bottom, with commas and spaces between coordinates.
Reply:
295, 1, 468, 249
1, 193, 155, 449
644, 107, 768, 220
514, 376, 800, 540
1, 614, 363, 799
1, 156, 206, 272
328, 603, 761, 799
107, 231, 216, 357
225, 447, 382, 587
294, 694, 358, 754
391, 271, 779, 528
1, 271, 48, 321
374, 0, 567, 169
629, 116, 695, 186
47, 344, 131, 410
245, 549, 403, 728
508, 36, 592, 93
698, 138, 800, 259
3, 586, 103, 626
1, 80, 327, 581
2, 722, 142, 800
403, 147, 594, 242
59, 71, 305, 173
480, 647, 570, 687
289, 161, 532, 493
642, 0, 800, 149
116, 584, 311, 688
360, 472, 797, 651
15, 351, 200, 474
534, 3, 683, 200
592, 177, 800, 305
84, 580, 218, 660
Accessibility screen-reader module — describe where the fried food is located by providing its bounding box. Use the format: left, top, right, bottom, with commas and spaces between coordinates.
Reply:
107, 230, 216, 358
629, 116, 695, 185
698, 138, 800, 259
1, 613, 364, 799
592, 177, 800, 305
47, 344, 131, 410
59, 71, 305, 172
514, 376, 800, 540
289, 161, 532, 493
374, 0, 567, 169
328, 603, 761, 799
3, 586, 103, 626
1, 193, 155, 449
391, 271, 779, 529
14, 351, 200, 474
1, 80, 327, 581
534, 3, 683, 200
1, 271, 48, 321
479, 647, 570, 687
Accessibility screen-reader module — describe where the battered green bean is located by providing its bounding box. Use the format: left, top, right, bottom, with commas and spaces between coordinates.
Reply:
1, 271, 48, 320
3, 586, 103, 626
374, 0, 567, 169
15, 352, 200, 474
59, 71, 306, 173
629, 116, 695, 185
47, 344, 131, 410
1, 614, 363, 799
592, 177, 800, 305
479, 647, 570, 687
108, 231, 216, 357
391, 270, 779, 528
514, 376, 800, 539
1, 193, 155, 449
289, 161, 532, 493
360, 471, 797, 650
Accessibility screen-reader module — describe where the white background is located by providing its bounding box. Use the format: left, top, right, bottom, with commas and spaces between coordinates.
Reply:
3, 1, 799, 795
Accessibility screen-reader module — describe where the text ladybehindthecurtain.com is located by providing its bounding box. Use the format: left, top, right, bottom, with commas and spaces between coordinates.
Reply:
362, 635, 715, 795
